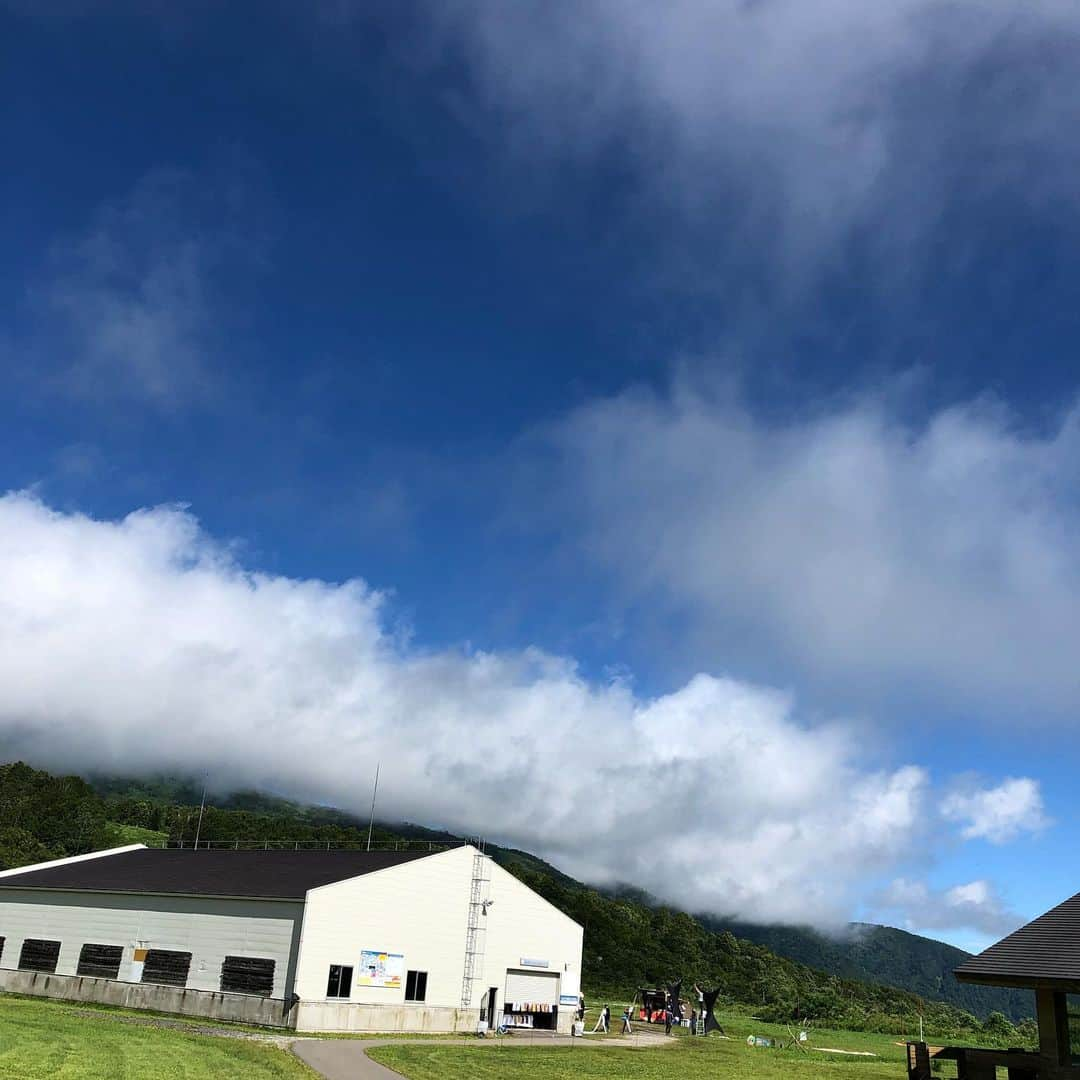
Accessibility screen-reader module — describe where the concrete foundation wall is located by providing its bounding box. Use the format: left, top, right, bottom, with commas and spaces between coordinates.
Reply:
0, 968, 297, 1027
296, 1001, 478, 1033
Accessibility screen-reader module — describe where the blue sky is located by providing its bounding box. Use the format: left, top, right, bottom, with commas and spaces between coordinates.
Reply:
2, 1, 1079, 950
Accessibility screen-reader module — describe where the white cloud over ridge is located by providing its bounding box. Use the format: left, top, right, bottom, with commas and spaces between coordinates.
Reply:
873, 878, 1021, 938
942, 778, 1050, 843
549, 379, 1080, 714
0, 490, 948, 926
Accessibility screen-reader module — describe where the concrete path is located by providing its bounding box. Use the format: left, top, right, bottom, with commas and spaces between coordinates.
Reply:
293, 1038, 405, 1079
292, 1030, 672, 1079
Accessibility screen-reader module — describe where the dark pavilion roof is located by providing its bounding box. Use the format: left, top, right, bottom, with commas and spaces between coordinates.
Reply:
955, 890, 1080, 990
0, 847, 439, 901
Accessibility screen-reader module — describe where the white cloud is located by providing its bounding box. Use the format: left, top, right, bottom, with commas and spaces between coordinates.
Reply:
36, 166, 264, 405
873, 877, 1021, 938
427, 0, 1080, 283
545, 378, 1080, 713
942, 778, 1050, 843
0, 490, 943, 926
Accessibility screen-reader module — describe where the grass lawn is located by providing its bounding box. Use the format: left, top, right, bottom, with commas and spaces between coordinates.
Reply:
0, 995, 316, 1079
370, 1014, 929, 1080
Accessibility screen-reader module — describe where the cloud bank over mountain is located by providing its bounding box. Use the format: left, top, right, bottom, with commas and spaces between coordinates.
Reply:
546, 379, 1080, 714
0, 491, 1034, 931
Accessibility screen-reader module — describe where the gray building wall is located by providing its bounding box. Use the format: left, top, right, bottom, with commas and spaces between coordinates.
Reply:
0, 889, 303, 1020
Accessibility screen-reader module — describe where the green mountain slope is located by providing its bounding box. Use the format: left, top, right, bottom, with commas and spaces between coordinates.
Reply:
0, 761, 1034, 1041
706, 918, 1032, 1024
83, 770, 1040, 1025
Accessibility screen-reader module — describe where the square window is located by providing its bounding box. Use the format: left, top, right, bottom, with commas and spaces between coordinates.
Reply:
18, 939, 61, 973
141, 949, 192, 988
221, 956, 275, 997
326, 964, 353, 998
405, 969, 428, 1002
77, 943, 124, 980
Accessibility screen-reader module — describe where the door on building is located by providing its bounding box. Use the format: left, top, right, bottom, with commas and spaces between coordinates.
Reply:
504, 969, 561, 1030
486, 987, 498, 1026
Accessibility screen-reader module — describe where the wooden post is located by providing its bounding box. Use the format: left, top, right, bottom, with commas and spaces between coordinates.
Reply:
907, 1041, 931, 1080
1035, 988, 1069, 1068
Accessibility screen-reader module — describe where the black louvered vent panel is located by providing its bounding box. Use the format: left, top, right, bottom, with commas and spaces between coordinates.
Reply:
77, 943, 123, 979
220, 955, 275, 997
0, 936, 5, 963
141, 949, 192, 987
18, 938, 61, 973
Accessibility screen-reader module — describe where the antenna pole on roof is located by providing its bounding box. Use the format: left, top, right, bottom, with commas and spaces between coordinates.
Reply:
366, 762, 380, 851
193, 773, 208, 851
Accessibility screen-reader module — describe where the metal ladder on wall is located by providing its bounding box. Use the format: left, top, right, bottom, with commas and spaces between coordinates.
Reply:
460, 841, 492, 1009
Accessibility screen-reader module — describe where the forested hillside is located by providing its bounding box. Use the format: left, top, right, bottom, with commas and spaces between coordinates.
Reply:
708, 918, 1032, 1024
0, 761, 1033, 1041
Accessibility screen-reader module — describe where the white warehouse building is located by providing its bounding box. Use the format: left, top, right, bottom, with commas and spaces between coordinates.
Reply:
0, 843, 584, 1033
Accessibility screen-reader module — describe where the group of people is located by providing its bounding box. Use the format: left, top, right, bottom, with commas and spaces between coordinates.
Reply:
586, 1003, 634, 1034
658, 996, 701, 1036
585, 983, 708, 1037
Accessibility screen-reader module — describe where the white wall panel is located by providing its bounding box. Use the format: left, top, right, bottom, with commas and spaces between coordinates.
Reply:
295, 846, 473, 1009
480, 859, 583, 1009
294, 846, 584, 1031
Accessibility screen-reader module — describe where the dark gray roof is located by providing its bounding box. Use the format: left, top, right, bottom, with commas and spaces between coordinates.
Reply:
955, 890, 1080, 989
0, 848, 439, 900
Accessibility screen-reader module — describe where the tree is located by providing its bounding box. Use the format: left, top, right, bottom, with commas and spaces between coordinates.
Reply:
0, 826, 53, 871
982, 1011, 1017, 1042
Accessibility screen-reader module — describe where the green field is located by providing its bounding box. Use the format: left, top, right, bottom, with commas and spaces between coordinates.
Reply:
370, 1014, 925, 1080
0, 993, 966, 1079
0, 996, 315, 1079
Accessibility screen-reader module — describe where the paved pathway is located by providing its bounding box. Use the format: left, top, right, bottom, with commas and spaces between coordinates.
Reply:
293, 1038, 405, 1080
292, 1030, 672, 1079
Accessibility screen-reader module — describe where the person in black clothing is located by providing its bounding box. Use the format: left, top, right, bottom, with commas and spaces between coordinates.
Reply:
664, 1007, 673, 1036
592, 1004, 610, 1033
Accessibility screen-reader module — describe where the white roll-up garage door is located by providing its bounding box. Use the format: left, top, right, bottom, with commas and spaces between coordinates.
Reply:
505, 970, 559, 1004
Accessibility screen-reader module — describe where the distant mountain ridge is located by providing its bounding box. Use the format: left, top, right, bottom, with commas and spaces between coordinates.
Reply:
701, 917, 1032, 1023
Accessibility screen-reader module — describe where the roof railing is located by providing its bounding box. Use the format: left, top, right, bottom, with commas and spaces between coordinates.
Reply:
160, 838, 471, 852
